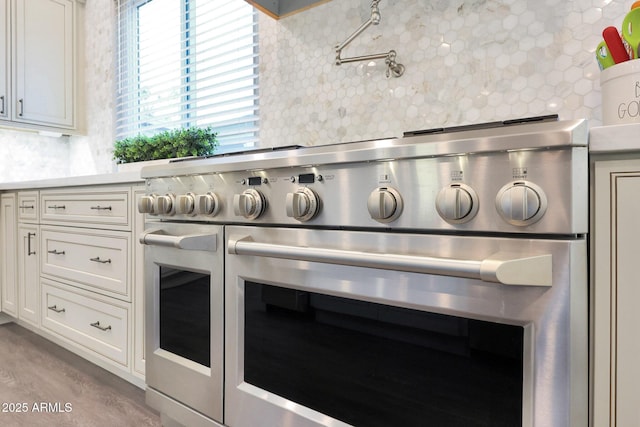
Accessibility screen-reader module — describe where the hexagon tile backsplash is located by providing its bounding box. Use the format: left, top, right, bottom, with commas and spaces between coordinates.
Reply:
259, 0, 623, 148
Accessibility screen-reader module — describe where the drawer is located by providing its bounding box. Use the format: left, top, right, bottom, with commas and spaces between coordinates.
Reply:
41, 281, 128, 366
40, 227, 130, 301
18, 191, 39, 222
41, 187, 130, 230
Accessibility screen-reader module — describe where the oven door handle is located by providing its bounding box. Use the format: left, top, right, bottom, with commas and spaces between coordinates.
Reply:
228, 236, 552, 287
140, 229, 217, 251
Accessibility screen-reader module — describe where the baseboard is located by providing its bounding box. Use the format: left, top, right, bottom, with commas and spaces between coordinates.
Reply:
0, 312, 14, 325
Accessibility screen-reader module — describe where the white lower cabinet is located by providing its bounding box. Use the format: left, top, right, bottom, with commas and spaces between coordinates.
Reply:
17, 223, 39, 326
1, 184, 144, 387
41, 279, 129, 367
132, 186, 146, 379
40, 227, 130, 300
16, 190, 39, 327
1, 193, 17, 316
592, 158, 640, 427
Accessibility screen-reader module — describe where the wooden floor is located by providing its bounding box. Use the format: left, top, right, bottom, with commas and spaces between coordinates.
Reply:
0, 323, 161, 427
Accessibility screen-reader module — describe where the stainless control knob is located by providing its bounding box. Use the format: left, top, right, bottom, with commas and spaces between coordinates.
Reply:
286, 188, 320, 222
367, 187, 403, 223
176, 193, 195, 215
195, 192, 221, 216
155, 194, 176, 215
496, 181, 547, 226
436, 184, 479, 224
138, 194, 157, 214
233, 189, 265, 220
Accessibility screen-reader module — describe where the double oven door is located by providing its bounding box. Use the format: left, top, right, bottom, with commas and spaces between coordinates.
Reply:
141, 222, 223, 424
224, 225, 588, 427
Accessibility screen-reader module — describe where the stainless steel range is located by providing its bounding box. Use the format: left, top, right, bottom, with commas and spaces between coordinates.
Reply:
139, 116, 588, 427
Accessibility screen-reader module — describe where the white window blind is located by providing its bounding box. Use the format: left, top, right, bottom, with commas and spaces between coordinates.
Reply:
115, 0, 259, 153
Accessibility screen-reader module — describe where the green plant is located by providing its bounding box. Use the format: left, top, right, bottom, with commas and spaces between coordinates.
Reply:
113, 126, 218, 164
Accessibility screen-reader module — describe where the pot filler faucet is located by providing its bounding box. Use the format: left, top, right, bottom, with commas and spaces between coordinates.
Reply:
334, 0, 405, 78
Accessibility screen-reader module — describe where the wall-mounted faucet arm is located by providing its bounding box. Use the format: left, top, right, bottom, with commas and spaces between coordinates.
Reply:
334, 0, 404, 78
335, 0, 380, 53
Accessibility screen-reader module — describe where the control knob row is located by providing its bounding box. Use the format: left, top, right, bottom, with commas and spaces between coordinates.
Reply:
139, 188, 319, 222
137, 194, 176, 215
138, 192, 220, 216
176, 192, 221, 216
233, 187, 321, 222
138, 180, 547, 226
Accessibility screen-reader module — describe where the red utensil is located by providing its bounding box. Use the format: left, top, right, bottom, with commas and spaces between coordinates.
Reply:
603, 26, 630, 63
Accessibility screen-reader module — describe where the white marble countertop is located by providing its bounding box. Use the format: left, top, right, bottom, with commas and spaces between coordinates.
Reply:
590, 123, 640, 153
0, 170, 144, 191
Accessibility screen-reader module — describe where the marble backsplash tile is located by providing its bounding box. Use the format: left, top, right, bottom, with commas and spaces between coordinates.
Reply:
259, 0, 621, 147
0, 130, 70, 182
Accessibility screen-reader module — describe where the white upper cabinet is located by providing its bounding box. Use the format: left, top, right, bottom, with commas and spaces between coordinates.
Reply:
1, 0, 77, 131
14, 0, 74, 127
0, 0, 8, 120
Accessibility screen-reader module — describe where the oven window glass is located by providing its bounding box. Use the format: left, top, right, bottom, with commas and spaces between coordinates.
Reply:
159, 266, 210, 367
244, 281, 523, 427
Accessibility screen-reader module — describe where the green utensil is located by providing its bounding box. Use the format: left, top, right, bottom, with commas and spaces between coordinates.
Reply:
622, 8, 640, 59
596, 40, 616, 70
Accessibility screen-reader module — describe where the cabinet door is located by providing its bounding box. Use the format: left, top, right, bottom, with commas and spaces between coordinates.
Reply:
0, 0, 8, 120
133, 187, 146, 378
593, 161, 640, 427
17, 223, 39, 326
14, 0, 74, 127
1, 193, 17, 317
611, 174, 640, 425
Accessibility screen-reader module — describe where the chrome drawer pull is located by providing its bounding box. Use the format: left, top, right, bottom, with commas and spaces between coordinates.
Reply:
27, 232, 36, 256
47, 305, 65, 313
90, 205, 112, 211
90, 321, 111, 331
89, 257, 111, 264
48, 249, 66, 255
48, 205, 66, 210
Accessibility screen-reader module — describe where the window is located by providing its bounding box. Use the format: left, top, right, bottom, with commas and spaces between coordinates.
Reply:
116, 0, 259, 153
